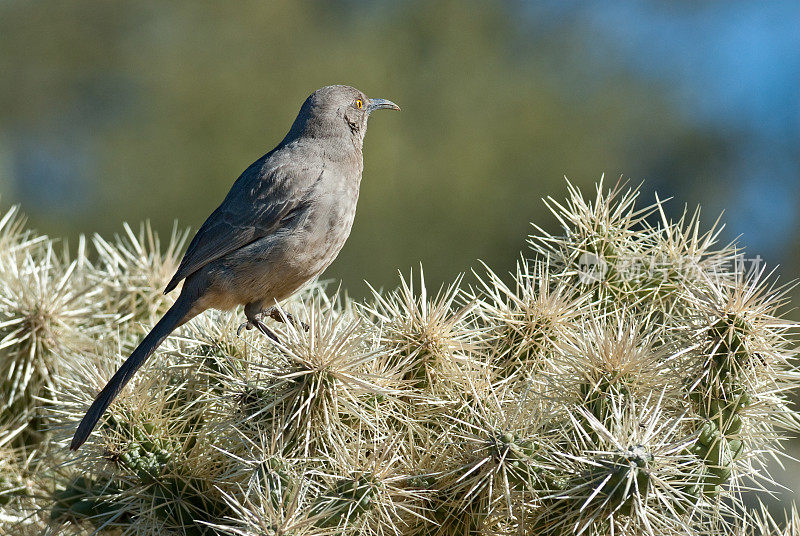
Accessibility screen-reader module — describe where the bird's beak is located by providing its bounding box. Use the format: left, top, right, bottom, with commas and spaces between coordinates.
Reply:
367, 98, 401, 113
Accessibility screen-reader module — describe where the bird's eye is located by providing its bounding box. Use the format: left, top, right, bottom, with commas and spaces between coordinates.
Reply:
355, 99, 363, 109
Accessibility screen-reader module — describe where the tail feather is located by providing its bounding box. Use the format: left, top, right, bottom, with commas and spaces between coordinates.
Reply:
70, 295, 194, 450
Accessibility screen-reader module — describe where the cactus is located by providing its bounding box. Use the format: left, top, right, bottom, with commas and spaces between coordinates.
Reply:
0, 179, 798, 535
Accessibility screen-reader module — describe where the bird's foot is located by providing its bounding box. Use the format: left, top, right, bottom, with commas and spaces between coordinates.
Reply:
250, 318, 279, 342
266, 307, 310, 332
237, 307, 307, 341
237, 318, 279, 342
236, 321, 254, 337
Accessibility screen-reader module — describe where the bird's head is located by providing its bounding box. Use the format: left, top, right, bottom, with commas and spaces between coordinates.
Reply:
287, 85, 400, 145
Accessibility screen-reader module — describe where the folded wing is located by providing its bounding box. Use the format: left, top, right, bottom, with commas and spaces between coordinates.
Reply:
164, 152, 322, 294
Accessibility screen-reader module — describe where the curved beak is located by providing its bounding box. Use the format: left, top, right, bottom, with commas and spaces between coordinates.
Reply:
367, 98, 401, 113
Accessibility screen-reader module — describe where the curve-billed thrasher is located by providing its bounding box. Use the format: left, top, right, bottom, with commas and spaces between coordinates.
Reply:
71, 85, 399, 450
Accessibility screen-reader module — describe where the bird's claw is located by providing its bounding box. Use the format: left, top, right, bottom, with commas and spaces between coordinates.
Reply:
236, 321, 255, 337
238, 308, 307, 340
237, 318, 277, 341
267, 307, 309, 332
252, 319, 279, 342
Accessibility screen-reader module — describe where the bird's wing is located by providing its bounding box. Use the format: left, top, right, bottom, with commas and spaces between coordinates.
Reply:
164, 154, 321, 294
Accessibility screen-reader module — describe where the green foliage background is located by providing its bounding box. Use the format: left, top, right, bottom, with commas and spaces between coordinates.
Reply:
0, 0, 730, 296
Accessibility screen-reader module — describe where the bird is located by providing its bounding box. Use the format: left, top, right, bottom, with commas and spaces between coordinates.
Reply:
70, 85, 400, 450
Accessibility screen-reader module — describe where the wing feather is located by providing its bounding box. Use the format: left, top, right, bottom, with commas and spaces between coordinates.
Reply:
164, 149, 322, 294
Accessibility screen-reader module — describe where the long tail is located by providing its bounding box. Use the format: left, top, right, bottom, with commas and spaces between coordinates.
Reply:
70, 294, 195, 450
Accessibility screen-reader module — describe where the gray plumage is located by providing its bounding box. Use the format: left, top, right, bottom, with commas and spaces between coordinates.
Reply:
71, 85, 399, 450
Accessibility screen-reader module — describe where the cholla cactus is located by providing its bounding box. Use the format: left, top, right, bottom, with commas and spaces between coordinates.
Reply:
745, 503, 800, 536
90, 222, 189, 326
0, 179, 798, 535
0, 221, 99, 445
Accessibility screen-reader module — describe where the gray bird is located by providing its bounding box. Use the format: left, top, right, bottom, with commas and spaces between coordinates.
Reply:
71, 85, 400, 450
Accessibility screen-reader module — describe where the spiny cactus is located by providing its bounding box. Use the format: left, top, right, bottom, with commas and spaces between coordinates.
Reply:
90, 222, 189, 326
0, 179, 798, 535
0, 234, 100, 446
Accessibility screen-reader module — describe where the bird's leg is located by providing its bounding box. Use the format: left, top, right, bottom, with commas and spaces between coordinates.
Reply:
266, 306, 310, 332
241, 303, 280, 342
250, 318, 279, 342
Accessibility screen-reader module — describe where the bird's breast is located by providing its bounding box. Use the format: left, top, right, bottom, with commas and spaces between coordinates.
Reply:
258, 171, 361, 291
302, 178, 360, 253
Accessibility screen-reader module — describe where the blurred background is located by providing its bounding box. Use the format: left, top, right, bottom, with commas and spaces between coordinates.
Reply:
1, 0, 798, 295
1, 0, 798, 497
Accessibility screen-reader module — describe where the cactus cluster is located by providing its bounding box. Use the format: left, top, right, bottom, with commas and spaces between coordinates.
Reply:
0, 179, 799, 535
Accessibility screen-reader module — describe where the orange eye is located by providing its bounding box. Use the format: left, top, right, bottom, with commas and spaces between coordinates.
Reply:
355, 99, 363, 109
